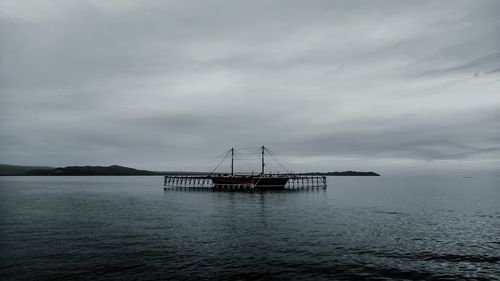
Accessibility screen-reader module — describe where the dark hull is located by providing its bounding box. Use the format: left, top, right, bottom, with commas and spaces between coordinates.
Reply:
210, 175, 289, 190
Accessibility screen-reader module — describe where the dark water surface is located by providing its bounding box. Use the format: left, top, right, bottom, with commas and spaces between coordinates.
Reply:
1, 176, 499, 280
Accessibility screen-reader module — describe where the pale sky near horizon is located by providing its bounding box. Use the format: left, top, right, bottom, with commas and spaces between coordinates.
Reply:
1, 0, 499, 175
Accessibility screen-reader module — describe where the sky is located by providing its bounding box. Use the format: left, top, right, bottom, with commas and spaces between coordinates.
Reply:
1, 0, 499, 175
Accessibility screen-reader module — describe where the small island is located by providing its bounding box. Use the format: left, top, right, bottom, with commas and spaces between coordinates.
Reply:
302, 171, 380, 176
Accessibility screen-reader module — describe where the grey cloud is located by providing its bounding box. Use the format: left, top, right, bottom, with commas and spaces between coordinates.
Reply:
1, 0, 499, 173
281, 107, 500, 159
413, 52, 500, 78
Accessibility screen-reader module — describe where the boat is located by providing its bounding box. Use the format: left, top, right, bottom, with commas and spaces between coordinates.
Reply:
210, 146, 289, 190
210, 174, 290, 190
163, 146, 327, 191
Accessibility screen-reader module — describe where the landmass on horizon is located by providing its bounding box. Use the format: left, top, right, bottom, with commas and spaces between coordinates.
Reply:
0, 164, 380, 176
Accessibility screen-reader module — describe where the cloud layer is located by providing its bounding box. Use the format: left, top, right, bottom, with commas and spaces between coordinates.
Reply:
1, 0, 499, 174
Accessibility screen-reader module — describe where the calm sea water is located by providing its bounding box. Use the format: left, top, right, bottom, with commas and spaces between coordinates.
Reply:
1, 175, 499, 280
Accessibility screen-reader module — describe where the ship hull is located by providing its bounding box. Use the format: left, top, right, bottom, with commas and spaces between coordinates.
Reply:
210, 175, 289, 190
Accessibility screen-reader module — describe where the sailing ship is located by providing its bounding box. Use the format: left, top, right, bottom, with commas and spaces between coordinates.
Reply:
163, 146, 327, 191
210, 146, 289, 190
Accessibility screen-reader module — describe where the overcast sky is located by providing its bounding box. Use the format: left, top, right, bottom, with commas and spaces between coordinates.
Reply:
1, 0, 499, 174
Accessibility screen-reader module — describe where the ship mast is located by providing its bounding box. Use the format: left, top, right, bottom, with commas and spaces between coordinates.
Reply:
231, 148, 234, 176
261, 145, 265, 174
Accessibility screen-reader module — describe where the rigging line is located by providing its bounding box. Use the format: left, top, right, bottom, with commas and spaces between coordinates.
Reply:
208, 149, 231, 176
210, 151, 232, 159
270, 155, 290, 174
264, 148, 291, 173
235, 148, 261, 154
264, 147, 282, 156
233, 156, 261, 158
234, 149, 259, 152
233, 153, 260, 156
233, 151, 261, 158
232, 156, 259, 158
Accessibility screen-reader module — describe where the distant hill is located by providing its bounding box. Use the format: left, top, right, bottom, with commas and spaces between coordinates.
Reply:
0, 164, 380, 176
0, 164, 53, 175
25, 165, 160, 176
304, 171, 380, 176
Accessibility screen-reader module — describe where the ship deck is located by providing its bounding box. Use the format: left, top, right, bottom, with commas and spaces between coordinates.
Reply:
163, 173, 327, 191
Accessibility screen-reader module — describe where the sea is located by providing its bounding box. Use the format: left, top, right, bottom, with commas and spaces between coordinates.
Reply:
1, 175, 499, 280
